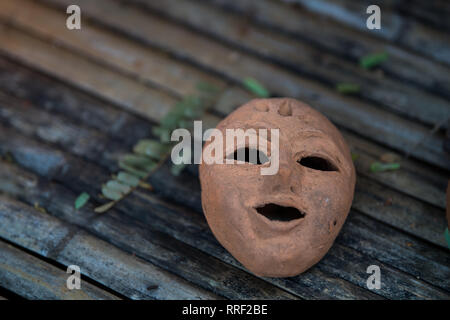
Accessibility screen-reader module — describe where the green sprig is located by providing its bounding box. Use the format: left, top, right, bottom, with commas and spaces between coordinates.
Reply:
94, 82, 221, 213
370, 161, 401, 172
336, 83, 360, 94
243, 77, 270, 98
360, 52, 388, 69
74, 192, 90, 210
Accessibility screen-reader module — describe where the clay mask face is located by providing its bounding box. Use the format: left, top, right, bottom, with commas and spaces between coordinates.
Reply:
199, 98, 356, 277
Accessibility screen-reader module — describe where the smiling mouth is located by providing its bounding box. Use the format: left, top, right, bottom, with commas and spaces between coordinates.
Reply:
255, 203, 306, 222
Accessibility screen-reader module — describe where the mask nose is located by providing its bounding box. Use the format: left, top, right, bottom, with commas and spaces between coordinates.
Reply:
277, 165, 291, 184
266, 162, 292, 193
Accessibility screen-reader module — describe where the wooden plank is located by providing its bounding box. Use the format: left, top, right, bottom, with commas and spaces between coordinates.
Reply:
0, 164, 381, 300
338, 213, 450, 293
124, 0, 449, 128
0, 76, 447, 249
0, 18, 447, 191
1, 159, 448, 299
0, 25, 174, 123
317, 243, 449, 300
0, 240, 119, 300
281, 0, 403, 41
344, 132, 448, 210
0, 132, 380, 299
0, 6, 444, 298
0, 58, 446, 211
330, 0, 450, 33
0, 131, 447, 298
25, 0, 450, 171
353, 175, 447, 248
0, 195, 220, 300
203, 0, 450, 101
0, 60, 155, 147
0, 0, 225, 97
0, 170, 296, 300
284, 0, 450, 66
396, 0, 450, 32
0, 24, 218, 128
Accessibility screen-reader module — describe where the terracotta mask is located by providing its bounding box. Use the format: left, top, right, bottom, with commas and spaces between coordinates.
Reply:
199, 98, 356, 277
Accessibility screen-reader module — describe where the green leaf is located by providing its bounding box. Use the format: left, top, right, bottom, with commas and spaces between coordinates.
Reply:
171, 163, 187, 176
336, 83, 360, 94
133, 139, 169, 160
159, 115, 179, 130
94, 201, 116, 213
121, 154, 156, 171
118, 161, 148, 178
243, 77, 270, 98
183, 106, 201, 119
152, 127, 172, 143
102, 185, 122, 201
370, 162, 400, 172
106, 180, 131, 194
117, 171, 140, 187
74, 192, 90, 210
181, 95, 202, 110
445, 228, 450, 250
177, 119, 194, 130
360, 52, 388, 69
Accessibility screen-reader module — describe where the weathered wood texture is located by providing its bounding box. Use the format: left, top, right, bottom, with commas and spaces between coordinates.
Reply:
0, 240, 120, 300
0, 0, 448, 300
280, 0, 450, 66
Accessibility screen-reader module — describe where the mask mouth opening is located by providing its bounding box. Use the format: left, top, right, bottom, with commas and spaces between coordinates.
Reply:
255, 203, 306, 222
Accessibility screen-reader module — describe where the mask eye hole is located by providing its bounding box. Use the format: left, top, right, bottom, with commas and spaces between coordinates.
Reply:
227, 147, 270, 165
298, 156, 338, 172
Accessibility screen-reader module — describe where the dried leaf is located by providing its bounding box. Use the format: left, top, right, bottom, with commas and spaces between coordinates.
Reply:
336, 83, 360, 94
370, 162, 400, 172
243, 77, 270, 98
360, 52, 388, 69
94, 201, 116, 213
34, 202, 47, 214
138, 181, 153, 190
74, 192, 90, 210
117, 171, 140, 187
380, 153, 400, 163
102, 185, 123, 201
133, 140, 169, 160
